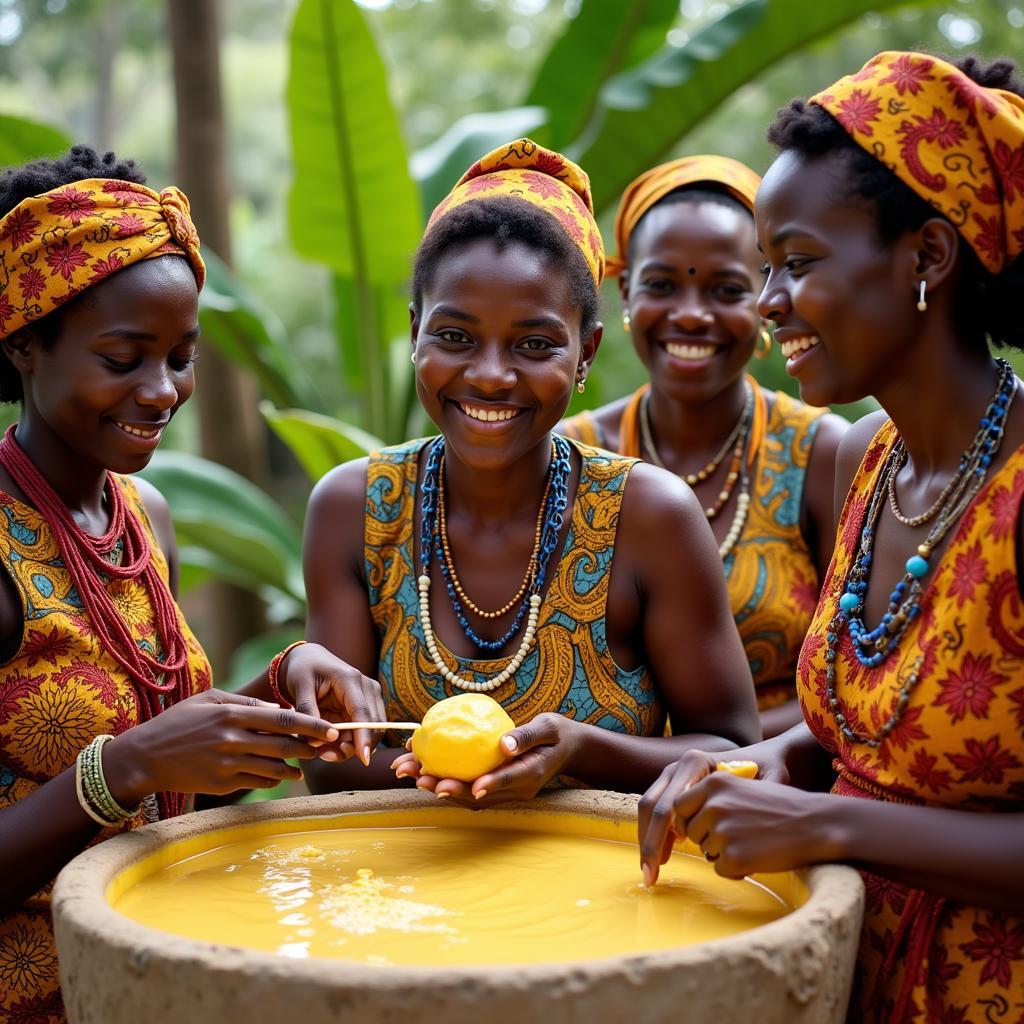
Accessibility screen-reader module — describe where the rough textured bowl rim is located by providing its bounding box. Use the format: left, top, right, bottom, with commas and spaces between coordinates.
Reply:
53, 788, 864, 985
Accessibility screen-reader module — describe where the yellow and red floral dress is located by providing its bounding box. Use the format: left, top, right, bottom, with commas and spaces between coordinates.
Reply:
0, 476, 211, 1023
564, 379, 825, 709
798, 421, 1024, 1022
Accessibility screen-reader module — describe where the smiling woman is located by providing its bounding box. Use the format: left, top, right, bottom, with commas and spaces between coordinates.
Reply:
294, 138, 760, 805
562, 156, 847, 737
0, 146, 384, 1024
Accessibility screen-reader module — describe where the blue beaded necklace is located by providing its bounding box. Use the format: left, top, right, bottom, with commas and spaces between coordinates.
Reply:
825, 359, 1017, 746
418, 434, 572, 651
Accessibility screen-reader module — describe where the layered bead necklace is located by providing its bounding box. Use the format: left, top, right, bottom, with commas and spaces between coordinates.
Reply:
417, 434, 572, 692
825, 359, 1016, 747
0, 425, 193, 818
639, 382, 754, 559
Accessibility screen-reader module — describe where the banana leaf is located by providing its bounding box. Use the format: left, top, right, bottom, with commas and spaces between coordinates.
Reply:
0, 114, 70, 167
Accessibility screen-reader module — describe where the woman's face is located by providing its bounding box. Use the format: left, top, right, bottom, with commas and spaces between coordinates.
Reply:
412, 237, 599, 471
755, 150, 921, 407
15, 256, 199, 474
622, 199, 762, 404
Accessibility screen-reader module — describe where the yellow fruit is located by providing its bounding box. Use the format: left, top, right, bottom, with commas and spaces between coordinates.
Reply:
715, 760, 759, 779
412, 693, 516, 782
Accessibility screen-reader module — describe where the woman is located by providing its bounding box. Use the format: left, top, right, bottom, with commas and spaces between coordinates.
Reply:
562, 157, 845, 736
637, 54, 1024, 1022
290, 139, 760, 803
0, 147, 384, 1023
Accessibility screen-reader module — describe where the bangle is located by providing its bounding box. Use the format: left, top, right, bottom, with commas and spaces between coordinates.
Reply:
269, 640, 308, 707
75, 735, 142, 827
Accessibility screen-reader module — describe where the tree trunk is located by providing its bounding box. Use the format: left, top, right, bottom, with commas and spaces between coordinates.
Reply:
167, 0, 268, 676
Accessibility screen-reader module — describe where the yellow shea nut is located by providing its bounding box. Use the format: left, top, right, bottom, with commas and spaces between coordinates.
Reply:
715, 760, 759, 779
411, 693, 515, 782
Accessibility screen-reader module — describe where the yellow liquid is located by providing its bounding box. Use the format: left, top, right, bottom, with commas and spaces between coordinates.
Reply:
111, 811, 799, 967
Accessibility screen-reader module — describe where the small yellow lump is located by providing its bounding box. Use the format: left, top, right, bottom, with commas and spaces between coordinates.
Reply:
411, 693, 515, 781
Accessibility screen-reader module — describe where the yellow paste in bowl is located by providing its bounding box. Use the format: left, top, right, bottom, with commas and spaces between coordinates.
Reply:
111, 811, 798, 967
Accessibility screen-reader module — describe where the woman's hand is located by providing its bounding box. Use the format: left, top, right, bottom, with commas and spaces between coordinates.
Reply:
638, 746, 839, 885
104, 690, 342, 805
280, 642, 386, 766
391, 712, 581, 807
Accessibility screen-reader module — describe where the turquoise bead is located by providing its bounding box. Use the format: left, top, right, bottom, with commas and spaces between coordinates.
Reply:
839, 592, 861, 613
906, 555, 930, 578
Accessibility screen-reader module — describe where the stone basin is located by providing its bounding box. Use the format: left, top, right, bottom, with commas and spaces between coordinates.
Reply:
53, 789, 863, 1023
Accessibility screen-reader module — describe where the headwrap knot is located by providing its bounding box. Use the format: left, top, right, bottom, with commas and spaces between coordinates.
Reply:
0, 177, 205, 341
426, 138, 604, 286
811, 50, 1024, 273
607, 155, 761, 278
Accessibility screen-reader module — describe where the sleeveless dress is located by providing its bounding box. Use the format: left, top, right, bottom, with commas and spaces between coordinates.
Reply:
365, 437, 663, 736
0, 476, 211, 1024
797, 421, 1024, 1023
563, 379, 824, 708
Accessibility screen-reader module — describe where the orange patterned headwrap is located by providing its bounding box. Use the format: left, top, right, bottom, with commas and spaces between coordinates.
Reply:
606, 155, 761, 278
0, 177, 205, 340
425, 138, 604, 286
811, 51, 1024, 273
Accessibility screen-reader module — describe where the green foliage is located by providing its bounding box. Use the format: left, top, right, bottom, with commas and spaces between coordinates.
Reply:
571, 0, 915, 211
199, 250, 314, 410
0, 114, 70, 168
287, 0, 423, 440
138, 451, 304, 609
261, 402, 384, 483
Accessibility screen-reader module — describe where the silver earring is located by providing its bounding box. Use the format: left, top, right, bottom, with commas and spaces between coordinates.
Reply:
917, 280, 927, 313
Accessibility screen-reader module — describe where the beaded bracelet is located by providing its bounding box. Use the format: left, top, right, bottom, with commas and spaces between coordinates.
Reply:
75, 735, 141, 828
268, 640, 308, 708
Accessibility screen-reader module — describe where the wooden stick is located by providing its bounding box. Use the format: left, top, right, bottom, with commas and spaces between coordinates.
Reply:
329, 721, 421, 730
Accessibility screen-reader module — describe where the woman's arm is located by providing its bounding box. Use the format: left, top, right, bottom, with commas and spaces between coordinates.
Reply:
294, 459, 411, 793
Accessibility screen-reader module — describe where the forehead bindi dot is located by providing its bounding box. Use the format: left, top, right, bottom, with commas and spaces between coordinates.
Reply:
688, 267, 697, 275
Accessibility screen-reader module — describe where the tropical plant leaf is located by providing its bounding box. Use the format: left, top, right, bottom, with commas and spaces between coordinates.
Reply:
261, 402, 385, 483
0, 114, 71, 168
139, 451, 304, 601
412, 107, 549, 216
199, 250, 312, 410
524, 0, 677, 150
287, 0, 422, 283
569, 0, 913, 212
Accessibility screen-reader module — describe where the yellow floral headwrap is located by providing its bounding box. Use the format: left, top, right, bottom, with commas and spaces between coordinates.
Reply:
425, 138, 604, 286
606, 155, 761, 278
0, 177, 205, 340
811, 51, 1024, 273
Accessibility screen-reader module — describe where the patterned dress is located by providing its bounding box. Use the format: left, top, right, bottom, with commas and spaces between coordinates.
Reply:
0, 477, 211, 1024
365, 437, 663, 736
797, 421, 1024, 1022
563, 380, 824, 708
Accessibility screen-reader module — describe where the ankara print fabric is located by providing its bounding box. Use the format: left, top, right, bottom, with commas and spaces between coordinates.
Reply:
0, 476, 211, 1023
811, 50, 1024, 273
564, 383, 824, 707
797, 419, 1024, 1022
364, 437, 662, 740
0, 176, 204, 341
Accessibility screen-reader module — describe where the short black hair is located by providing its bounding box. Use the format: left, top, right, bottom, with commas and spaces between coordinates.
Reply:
626, 184, 755, 269
766, 55, 1024, 352
0, 145, 148, 402
412, 195, 600, 340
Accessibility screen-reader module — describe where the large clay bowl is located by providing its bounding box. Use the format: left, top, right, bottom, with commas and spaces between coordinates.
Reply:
53, 789, 863, 1023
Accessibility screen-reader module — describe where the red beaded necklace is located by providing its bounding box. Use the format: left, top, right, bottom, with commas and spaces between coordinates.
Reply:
0, 425, 192, 817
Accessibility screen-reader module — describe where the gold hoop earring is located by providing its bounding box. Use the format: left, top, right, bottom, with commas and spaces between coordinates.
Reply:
622, 312, 631, 333
755, 328, 772, 359
410, 350, 417, 363
917, 280, 927, 313
576, 377, 587, 395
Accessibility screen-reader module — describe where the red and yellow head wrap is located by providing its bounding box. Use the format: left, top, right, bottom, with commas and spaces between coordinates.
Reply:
606, 155, 761, 278
0, 177, 205, 340
811, 51, 1024, 273
425, 138, 604, 286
